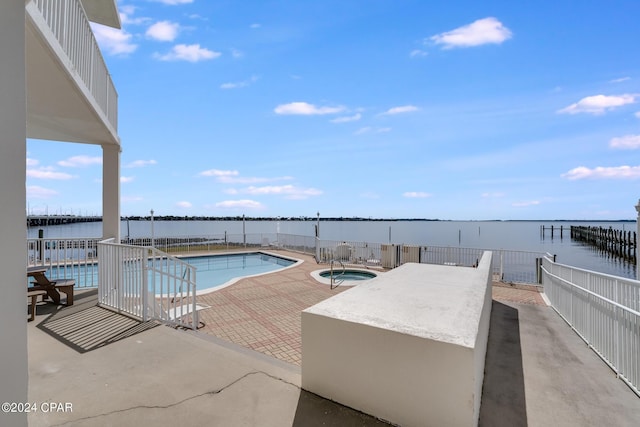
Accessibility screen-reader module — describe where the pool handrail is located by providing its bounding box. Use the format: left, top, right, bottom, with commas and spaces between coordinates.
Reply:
329, 259, 346, 289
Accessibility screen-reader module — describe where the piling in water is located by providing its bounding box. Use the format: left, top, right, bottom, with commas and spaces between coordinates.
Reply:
569, 226, 636, 264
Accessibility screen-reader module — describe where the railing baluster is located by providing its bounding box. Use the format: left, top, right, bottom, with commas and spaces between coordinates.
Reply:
27, 0, 118, 131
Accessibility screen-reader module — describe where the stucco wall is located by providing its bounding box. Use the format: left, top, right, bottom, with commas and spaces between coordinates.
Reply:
302, 253, 493, 427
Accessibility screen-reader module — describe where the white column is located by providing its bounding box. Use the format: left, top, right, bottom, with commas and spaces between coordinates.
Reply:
636, 199, 640, 280
102, 143, 121, 241
0, 2, 28, 426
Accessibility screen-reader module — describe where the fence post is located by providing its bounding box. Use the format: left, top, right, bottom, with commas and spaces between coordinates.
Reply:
635, 199, 640, 280
38, 229, 44, 264
142, 247, 149, 322
615, 279, 620, 375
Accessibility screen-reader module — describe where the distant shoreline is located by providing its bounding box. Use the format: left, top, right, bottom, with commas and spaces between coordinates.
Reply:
27, 215, 637, 223
120, 216, 637, 222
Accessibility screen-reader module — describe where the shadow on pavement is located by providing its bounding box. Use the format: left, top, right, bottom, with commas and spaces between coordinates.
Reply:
36, 288, 158, 353
479, 301, 527, 427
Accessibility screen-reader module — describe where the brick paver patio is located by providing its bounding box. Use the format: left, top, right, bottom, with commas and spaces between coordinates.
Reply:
195, 250, 547, 366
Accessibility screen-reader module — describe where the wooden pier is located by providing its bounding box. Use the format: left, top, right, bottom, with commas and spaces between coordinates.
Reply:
570, 226, 636, 263
27, 215, 102, 227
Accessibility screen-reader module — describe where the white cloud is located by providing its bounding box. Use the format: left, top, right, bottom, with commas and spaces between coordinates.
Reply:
27, 168, 74, 180
58, 155, 102, 167
125, 159, 157, 168
176, 201, 192, 208
382, 105, 418, 115
146, 21, 180, 42
403, 192, 432, 198
331, 113, 362, 123
188, 14, 208, 21
198, 169, 240, 182
27, 186, 59, 199
199, 169, 292, 184
609, 135, 640, 149
610, 77, 630, 83
481, 192, 505, 198
354, 127, 392, 135
223, 176, 288, 184
199, 169, 239, 178
119, 6, 150, 26
274, 102, 345, 115
26, 157, 39, 167
512, 200, 540, 207
557, 94, 636, 115
250, 23, 261, 29
243, 185, 322, 200
215, 200, 264, 209
410, 49, 428, 57
430, 17, 512, 49
220, 75, 259, 89
120, 176, 135, 183
155, 44, 221, 62
354, 127, 372, 135
91, 24, 137, 55
562, 165, 640, 180
635, 111, 640, 119
230, 48, 244, 58
120, 5, 136, 17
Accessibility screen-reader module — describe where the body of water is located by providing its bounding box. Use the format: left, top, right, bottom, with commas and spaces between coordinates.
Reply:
28, 219, 638, 280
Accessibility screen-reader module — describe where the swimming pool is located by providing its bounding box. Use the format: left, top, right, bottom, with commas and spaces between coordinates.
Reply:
41, 252, 298, 293
185, 252, 297, 292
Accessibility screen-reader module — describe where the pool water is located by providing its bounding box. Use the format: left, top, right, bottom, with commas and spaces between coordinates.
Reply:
319, 270, 377, 281
186, 252, 296, 291
43, 252, 296, 292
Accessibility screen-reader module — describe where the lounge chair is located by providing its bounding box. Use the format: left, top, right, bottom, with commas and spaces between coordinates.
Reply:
27, 266, 75, 306
27, 289, 47, 321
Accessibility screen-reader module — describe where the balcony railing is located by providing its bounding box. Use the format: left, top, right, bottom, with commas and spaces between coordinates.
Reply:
28, 0, 118, 131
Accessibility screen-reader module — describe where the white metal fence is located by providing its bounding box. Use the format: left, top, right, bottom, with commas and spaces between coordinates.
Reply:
28, 0, 118, 129
315, 239, 546, 284
24, 233, 640, 391
27, 237, 99, 287
122, 232, 281, 253
27, 235, 546, 286
97, 239, 199, 330
541, 256, 640, 396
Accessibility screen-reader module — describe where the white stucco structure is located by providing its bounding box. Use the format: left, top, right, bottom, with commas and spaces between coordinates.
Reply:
0, 2, 120, 425
302, 253, 493, 427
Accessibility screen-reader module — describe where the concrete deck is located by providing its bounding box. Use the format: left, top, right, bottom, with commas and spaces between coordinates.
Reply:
24, 251, 640, 426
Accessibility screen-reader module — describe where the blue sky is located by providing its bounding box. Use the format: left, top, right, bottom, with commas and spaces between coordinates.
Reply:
27, 0, 640, 220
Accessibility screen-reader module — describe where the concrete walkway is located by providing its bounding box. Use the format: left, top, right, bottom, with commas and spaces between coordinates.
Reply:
24, 255, 640, 426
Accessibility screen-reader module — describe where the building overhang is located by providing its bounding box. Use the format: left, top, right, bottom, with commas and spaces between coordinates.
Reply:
25, 0, 120, 146
81, 0, 121, 29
